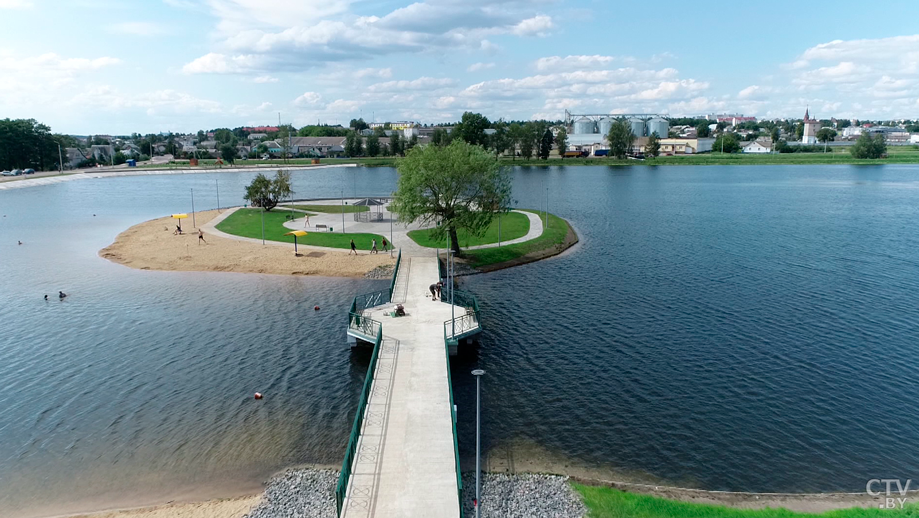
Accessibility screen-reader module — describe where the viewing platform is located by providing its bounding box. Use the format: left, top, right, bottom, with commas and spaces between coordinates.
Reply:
338, 252, 482, 518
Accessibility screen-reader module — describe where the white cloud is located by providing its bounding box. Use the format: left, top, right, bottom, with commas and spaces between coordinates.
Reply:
107, 22, 167, 36
512, 15, 553, 37
182, 52, 258, 74
535, 55, 614, 71
355, 67, 393, 79
367, 77, 456, 92
467, 62, 495, 72
254, 75, 279, 83
294, 91, 323, 105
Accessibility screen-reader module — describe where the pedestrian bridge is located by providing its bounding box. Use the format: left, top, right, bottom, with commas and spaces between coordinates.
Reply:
337, 252, 482, 518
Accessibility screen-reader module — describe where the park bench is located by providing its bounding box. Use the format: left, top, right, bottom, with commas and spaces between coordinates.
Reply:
315, 224, 330, 231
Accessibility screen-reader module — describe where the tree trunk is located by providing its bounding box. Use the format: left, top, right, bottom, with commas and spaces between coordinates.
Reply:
449, 225, 460, 254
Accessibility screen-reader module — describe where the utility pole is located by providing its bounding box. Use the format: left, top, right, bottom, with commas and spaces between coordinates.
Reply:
58, 144, 63, 174
341, 189, 346, 233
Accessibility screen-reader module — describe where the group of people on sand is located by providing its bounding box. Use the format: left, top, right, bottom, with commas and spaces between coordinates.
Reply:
173, 224, 207, 244
349, 238, 389, 255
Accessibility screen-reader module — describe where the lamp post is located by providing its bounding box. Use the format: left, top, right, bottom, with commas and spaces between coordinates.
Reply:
341, 189, 346, 233
389, 200, 394, 257
191, 188, 196, 228
261, 204, 266, 245
471, 368, 485, 518
215, 179, 220, 212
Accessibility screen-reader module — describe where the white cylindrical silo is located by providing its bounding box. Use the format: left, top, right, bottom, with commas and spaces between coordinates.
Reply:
628, 117, 646, 137
647, 118, 669, 138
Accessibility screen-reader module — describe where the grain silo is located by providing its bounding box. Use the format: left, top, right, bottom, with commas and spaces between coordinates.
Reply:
573, 117, 596, 134
597, 117, 614, 136
628, 117, 646, 137
647, 118, 669, 138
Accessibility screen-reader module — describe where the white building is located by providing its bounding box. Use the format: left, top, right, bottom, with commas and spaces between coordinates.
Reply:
843, 126, 864, 138
741, 140, 772, 154
910, 134, 919, 144
801, 108, 819, 144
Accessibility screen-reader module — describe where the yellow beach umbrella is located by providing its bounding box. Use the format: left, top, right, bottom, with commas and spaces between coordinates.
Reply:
171, 214, 188, 232
284, 230, 308, 254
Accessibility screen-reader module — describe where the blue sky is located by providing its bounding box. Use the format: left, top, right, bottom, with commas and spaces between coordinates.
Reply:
2, 0, 919, 134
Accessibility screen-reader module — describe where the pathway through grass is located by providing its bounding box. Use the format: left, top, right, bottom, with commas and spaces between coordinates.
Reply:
215, 208, 386, 250
407, 211, 530, 248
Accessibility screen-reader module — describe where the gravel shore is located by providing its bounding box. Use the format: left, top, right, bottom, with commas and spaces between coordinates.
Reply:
243, 469, 337, 518
461, 473, 587, 518
240, 469, 584, 518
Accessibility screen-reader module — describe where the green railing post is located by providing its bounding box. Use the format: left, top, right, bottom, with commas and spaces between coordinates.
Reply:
445, 331, 464, 517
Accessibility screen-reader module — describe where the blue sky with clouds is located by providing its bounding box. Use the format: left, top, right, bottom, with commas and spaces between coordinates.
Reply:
2, 0, 919, 134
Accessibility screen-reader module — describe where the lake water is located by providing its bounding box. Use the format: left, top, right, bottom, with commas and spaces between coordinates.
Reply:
2, 165, 919, 516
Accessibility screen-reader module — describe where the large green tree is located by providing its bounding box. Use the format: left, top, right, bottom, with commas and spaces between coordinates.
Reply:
713, 133, 741, 153
0, 118, 75, 171
647, 132, 661, 158
220, 143, 237, 163
555, 128, 567, 155
607, 119, 635, 159
850, 132, 887, 159
366, 134, 381, 157
696, 122, 711, 138
391, 140, 512, 253
391, 132, 404, 156
538, 129, 553, 160
816, 128, 837, 143
243, 170, 293, 211
453, 111, 491, 147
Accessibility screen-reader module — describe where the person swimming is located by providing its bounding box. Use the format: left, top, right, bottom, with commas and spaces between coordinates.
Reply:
44, 295, 48, 301
58, 291, 67, 299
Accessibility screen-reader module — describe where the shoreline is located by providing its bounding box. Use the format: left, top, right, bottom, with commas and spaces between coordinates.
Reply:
99, 209, 394, 278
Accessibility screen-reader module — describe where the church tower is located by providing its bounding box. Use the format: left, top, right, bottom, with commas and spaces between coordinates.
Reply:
802, 107, 819, 144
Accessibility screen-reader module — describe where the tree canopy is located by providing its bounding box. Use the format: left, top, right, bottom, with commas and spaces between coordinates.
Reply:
607, 119, 635, 159
538, 129, 553, 160
816, 128, 837, 143
555, 128, 567, 155
696, 122, 711, 138
453, 111, 491, 147
647, 132, 661, 158
850, 132, 887, 159
243, 170, 293, 211
713, 133, 741, 153
391, 140, 512, 253
0, 118, 76, 171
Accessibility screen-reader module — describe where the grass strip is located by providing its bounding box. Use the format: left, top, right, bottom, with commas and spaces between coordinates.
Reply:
407, 211, 530, 248
461, 210, 569, 268
215, 208, 385, 250
573, 483, 916, 518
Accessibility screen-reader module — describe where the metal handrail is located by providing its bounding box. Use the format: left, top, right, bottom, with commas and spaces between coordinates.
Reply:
444, 312, 479, 343
335, 324, 384, 515
349, 312, 381, 338
389, 249, 402, 295
444, 328, 464, 517
353, 288, 392, 315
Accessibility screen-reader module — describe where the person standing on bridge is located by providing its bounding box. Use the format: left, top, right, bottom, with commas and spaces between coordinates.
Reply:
430, 283, 438, 301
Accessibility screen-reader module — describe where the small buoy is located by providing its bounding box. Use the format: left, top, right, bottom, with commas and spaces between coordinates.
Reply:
254, 392, 263, 400
314, 305, 320, 311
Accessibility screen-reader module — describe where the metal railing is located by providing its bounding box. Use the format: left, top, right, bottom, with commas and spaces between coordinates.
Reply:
390, 249, 402, 295
444, 329, 464, 517
349, 312, 381, 339
443, 289, 481, 344
335, 325, 384, 516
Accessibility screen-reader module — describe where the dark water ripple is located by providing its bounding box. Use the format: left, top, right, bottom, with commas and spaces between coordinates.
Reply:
2, 165, 919, 516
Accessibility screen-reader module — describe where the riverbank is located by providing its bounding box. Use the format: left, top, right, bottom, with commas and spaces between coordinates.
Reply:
100, 210, 394, 277
63, 496, 261, 518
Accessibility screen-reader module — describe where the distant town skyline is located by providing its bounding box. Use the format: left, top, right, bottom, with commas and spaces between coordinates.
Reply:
2, 0, 918, 134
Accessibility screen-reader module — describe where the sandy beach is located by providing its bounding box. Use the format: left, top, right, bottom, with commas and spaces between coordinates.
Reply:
63, 496, 260, 518
100, 210, 394, 277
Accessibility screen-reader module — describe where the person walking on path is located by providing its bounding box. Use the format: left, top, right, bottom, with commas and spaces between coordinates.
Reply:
198, 229, 207, 245
371, 239, 378, 254
382, 238, 388, 252
349, 239, 357, 255
303, 214, 310, 228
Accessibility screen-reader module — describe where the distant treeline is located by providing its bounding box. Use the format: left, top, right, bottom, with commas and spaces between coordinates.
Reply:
0, 119, 80, 171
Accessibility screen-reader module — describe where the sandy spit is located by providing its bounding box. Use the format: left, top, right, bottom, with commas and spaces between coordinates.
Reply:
61, 496, 260, 518
100, 210, 394, 277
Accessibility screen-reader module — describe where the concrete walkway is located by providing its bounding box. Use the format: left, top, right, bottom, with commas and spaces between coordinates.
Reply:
342, 256, 461, 518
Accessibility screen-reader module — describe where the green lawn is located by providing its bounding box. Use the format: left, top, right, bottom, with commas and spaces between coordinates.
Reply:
573, 484, 916, 518
287, 204, 369, 213
461, 210, 569, 268
407, 211, 530, 248
215, 208, 385, 250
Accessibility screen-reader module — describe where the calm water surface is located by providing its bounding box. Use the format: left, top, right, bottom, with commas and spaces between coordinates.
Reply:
2, 165, 919, 516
